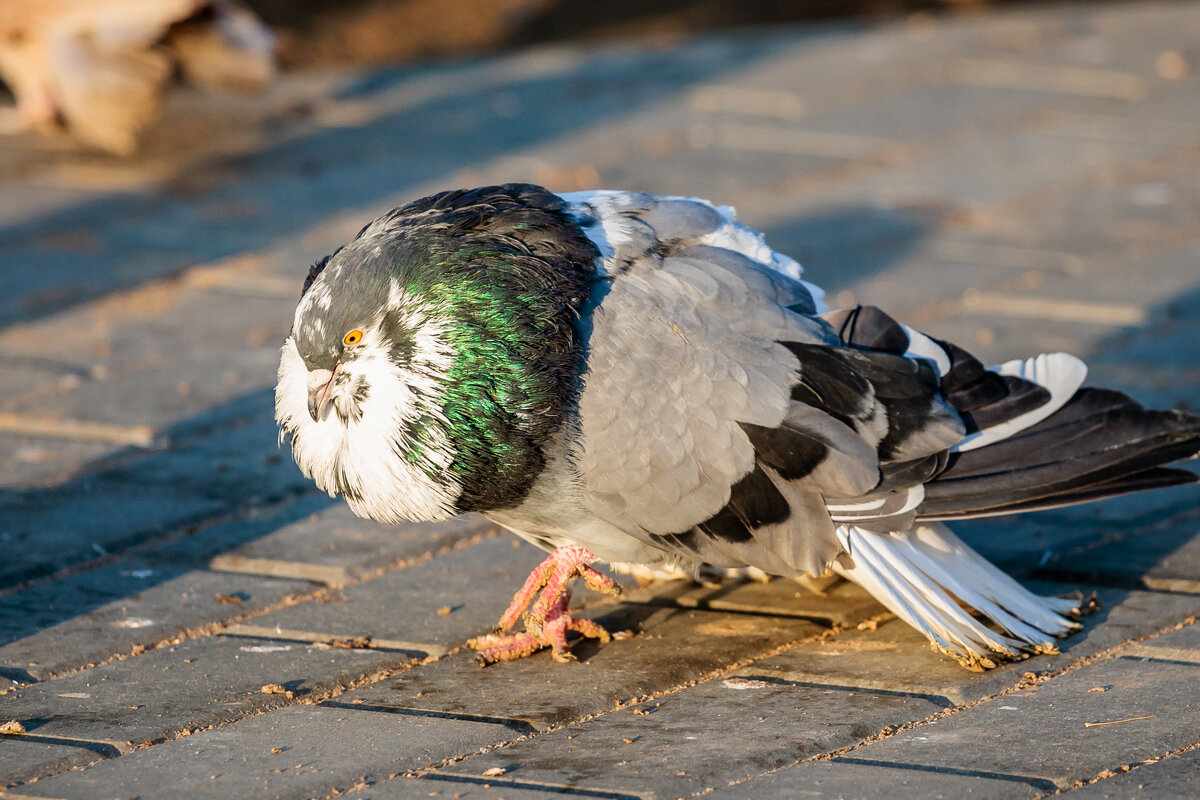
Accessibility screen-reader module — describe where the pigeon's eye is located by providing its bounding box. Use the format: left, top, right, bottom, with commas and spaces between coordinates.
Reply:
343, 329, 363, 346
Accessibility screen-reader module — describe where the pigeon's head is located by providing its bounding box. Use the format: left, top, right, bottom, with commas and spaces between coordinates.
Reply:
287, 250, 420, 426
274, 184, 599, 527
274, 234, 465, 524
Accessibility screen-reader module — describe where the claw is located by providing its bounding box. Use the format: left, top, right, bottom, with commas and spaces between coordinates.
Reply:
466, 545, 619, 665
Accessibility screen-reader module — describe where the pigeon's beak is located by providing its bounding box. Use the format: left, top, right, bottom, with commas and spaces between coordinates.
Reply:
307, 366, 338, 422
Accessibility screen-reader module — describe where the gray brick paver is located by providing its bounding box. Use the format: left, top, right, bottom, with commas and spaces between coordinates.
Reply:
431, 674, 947, 800
707, 758, 1043, 800
1057, 747, 1200, 799
4, 704, 510, 800
782, 632, 1200, 790
737, 583, 1200, 706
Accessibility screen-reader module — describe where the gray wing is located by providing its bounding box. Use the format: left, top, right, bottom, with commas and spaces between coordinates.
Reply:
567, 193, 966, 577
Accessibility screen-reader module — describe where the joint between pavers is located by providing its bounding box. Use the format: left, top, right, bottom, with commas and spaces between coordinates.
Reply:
421, 771, 650, 799
208, 556, 351, 585
1025, 567, 1200, 596
0, 413, 159, 448
0, 526, 498, 687
1039, 739, 1200, 799
0, 731, 130, 758
220, 625, 448, 657
320, 700, 538, 734
832, 756, 1061, 792
704, 614, 1200, 797
724, 671, 956, 708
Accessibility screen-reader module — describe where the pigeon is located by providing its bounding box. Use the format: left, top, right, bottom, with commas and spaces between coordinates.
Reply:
276, 184, 1200, 669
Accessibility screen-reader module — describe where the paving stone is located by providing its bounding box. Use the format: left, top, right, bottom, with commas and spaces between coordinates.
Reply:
623, 574, 881, 628
0, 557, 311, 684
249, 535, 558, 649
0, 634, 422, 788
0, 738, 107, 794
1037, 521, 1200, 594
0, 286, 294, 433
708, 757, 1046, 799
0, 534, 536, 786
4, 704, 510, 800
953, 493, 1200, 591
1058, 747, 1200, 799
1135, 618, 1200, 654
0, 35, 780, 331
733, 581, 1200, 706
366, 774, 647, 799
339, 604, 822, 733
0, 436, 117, 491
761, 205, 949, 298
445, 670, 947, 799
0, 534, 598, 784
2, 494, 482, 682
0, 493, 390, 680
0, 394, 318, 587
1, 599, 822, 794
220, 506, 491, 578
813, 254, 1020, 322
801, 632, 1200, 790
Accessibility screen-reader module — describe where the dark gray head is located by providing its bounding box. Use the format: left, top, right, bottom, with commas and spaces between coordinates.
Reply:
276, 183, 601, 521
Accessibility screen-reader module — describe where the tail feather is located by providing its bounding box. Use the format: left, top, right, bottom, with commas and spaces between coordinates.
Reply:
971, 467, 1197, 517
919, 389, 1200, 519
834, 524, 1081, 670
814, 303, 1196, 670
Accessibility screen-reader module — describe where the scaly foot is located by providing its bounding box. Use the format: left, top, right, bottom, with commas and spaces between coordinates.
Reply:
467, 545, 622, 664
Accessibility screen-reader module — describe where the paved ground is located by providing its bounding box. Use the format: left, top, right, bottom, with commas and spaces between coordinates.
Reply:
2, 2, 1200, 798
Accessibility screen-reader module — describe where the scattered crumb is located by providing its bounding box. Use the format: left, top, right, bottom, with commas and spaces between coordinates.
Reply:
622, 738, 634, 744
0, 720, 26, 735
481, 767, 506, 777
261, 683, 294, 699
330, 636, 373, 649
352, 699, 365, 704
856, 618, 879, 632
611, 629, 634, 640
1158, 50, 1189, 79
633, 709, 649, 715
271, 747, 282, 754
1089, 686, 1108, 693
214, 593, 244, 605
436, 606, 453, 616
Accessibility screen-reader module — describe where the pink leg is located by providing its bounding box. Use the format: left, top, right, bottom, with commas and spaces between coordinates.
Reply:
467, 545, 621, 664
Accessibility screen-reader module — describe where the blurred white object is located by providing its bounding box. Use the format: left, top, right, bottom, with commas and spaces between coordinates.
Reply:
0, 0, 276, 154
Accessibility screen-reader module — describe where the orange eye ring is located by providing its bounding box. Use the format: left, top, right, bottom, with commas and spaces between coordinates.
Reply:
343, 329, 363, 346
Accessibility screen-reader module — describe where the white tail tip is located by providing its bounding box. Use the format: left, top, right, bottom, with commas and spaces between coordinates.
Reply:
833, 523, 1081, 671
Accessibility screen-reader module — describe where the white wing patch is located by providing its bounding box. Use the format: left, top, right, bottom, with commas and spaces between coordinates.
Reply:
900, 323, 953, 376
951, 352, 1088, 453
